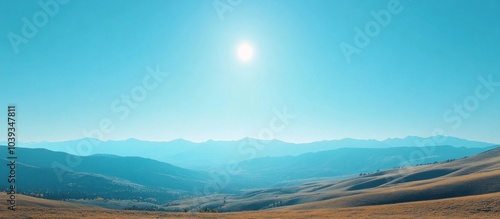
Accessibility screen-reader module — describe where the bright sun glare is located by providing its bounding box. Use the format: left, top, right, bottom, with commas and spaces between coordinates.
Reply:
237, 42, 253, 62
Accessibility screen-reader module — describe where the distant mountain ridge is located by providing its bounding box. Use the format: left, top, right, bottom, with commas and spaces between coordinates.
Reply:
381, 135, 493, 148
11, 136, 497, 169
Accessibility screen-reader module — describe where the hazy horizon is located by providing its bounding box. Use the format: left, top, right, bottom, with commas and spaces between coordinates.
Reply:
2, 134, 499, 146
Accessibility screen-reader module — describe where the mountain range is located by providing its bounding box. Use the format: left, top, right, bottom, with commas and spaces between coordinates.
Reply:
11, 135, 497, 169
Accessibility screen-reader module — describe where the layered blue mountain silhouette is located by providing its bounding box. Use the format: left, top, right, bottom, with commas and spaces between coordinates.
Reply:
1, 136, 497, 207
14, 135, 495, 169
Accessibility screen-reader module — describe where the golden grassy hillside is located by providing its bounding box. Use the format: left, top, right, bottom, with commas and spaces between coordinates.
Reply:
0, 147, 498, 218
162, 147, 500, 212
286, 147, 500, 210
0, 192, 498, 218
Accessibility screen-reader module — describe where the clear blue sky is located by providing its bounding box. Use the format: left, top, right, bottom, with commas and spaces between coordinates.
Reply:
1, 0, 499, 143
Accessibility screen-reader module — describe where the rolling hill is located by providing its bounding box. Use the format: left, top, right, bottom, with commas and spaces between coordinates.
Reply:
0, 142, 496, 210
162, 146, 500, 212
236, 145, 494, 184
3, 182, 497, 218
0, 146, 213, 203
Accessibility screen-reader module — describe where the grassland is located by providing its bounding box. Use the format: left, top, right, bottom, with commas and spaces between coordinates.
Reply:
0, 192, 498, 218
1, 148, 499, 218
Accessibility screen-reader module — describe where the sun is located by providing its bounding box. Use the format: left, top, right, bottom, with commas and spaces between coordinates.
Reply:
237, 42, 254, 62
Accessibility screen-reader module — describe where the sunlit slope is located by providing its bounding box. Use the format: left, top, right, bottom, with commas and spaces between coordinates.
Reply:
164, 147, 500, 211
